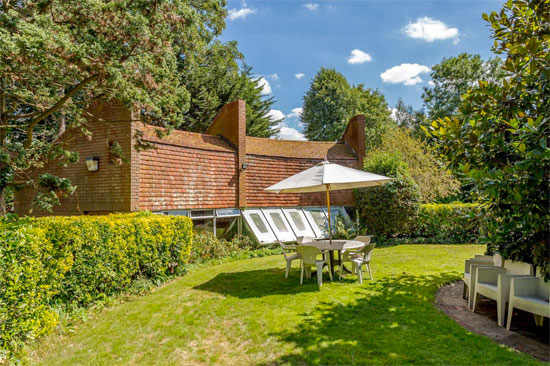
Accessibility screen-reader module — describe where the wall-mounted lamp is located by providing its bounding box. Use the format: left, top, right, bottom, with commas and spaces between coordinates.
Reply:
86, 157, 99, 172
241, 162, 249, 171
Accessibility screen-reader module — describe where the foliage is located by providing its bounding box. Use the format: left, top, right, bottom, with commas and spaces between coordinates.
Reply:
301, 68, 395, 148
0, 0, 226, 213
426, 0, 550, 279
422, 53, 505, 119
392, 97, 428, 139
367, 128, 459, 202
412, 203, 483, 243
189, 232, 260, 264
355, 152, 421, 237
330, 214, 365, 240
0, 212, 193, 360
178, 39, 279, 137
27, 246, 542, 366
109, 141, 128, 165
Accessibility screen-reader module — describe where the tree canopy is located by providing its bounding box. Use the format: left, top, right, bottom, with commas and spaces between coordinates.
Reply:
0, 0, 277, 213
367, 128, 459, 202
422, 53, 505, 120
301, 68, 395, 149
178, 41, 279, 137
426, 0, 550, 278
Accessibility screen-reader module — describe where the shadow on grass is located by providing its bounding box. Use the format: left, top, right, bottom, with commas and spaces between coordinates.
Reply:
255, 272, 535, 366
193, 268, 328, 298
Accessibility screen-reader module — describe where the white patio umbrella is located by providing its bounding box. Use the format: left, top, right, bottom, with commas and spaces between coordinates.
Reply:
265, 160, 391, 243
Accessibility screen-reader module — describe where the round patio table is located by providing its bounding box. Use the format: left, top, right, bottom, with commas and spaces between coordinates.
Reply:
306, 239, 365, 277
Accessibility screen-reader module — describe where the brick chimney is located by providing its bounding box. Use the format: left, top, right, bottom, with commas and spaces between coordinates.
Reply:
206, 100, 247, 207
341, 114, 366, 169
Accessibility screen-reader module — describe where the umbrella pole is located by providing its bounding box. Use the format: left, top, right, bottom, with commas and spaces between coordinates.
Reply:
326, 184, 332, 245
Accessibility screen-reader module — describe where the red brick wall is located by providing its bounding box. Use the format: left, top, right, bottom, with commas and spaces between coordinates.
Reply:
14, 100, 134, 216
245, 155, 358, 207
138, 143, 238, 210
342, 115, 366, 168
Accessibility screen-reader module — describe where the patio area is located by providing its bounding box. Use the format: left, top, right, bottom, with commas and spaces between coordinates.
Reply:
28, 245, 544, 366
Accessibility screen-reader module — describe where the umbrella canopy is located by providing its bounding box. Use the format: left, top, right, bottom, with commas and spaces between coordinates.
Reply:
265, 161, 391, 243
265, 161, 391, 194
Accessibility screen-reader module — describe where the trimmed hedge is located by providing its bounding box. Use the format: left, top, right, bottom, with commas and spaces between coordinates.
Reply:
410, 203, 482, 243
0, 212, 192, 360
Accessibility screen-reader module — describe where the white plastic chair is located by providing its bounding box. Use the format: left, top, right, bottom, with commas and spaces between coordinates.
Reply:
296, 245, 332, 286
340, 243, 375, 284
279, 242, 300, 279
507, 269, 550, 330
354, 235, 371, 245
463, 254, 503, 307
473, 260, 534, 326
297, 236, 314, 244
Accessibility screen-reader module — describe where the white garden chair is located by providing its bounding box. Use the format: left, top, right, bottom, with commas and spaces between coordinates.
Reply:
463, 254, 503, 307
296, 245, 332, 286
296, 236, 314, 244
340, 243, 376, 284
472, 260, 534, 326
507, 269, 550, 330
279, 242, 300, 279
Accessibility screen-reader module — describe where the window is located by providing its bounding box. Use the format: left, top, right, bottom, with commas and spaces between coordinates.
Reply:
190, 210, 214, 218
283, 208, 316, 239
269, 212, 289, 232
216, 208, 240, 217
242, 209, 278, 244
303, 207, 329, 238
262, 209, 296, 242
289, 211, 306, 231
250, 213, 269, 233
323, 206, 350, 228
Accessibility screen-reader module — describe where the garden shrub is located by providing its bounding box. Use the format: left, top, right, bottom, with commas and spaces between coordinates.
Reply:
190, 231, 267, 264
355, 152, 421, 237
411, 203, 482, 243
0, 212, 192, 361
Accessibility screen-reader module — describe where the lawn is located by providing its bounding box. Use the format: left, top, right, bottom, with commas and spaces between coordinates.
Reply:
28, 245, 542, 366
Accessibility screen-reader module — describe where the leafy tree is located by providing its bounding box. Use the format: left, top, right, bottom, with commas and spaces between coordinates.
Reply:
422, 53, 505, 119
178, 41, 278, 137
0, 0, 225, 213
301, 68, 395, 147
355, 152, 421, 237
392, 98, 428, 139
367, 128, 459, 202
302, 68, 355, 141
426, 0, 550, 278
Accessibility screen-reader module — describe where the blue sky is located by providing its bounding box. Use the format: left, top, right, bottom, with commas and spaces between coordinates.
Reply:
219, 0, 503, 140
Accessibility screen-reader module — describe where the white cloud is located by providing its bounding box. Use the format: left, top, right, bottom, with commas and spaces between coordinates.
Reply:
272, 123, 306, 141
287, 107, 303, 119
427, 80, 435, 86
380, 63, 431, 86
303, 3, 319, 11
257, 76, 272, 94
267, 109, 285, 121
228, 6, 256, 20
402, 17, 459, 43
389, 107, 398, 121
347, 49, 372, 65
268, 73, 279, 81
295, 73, 305, 80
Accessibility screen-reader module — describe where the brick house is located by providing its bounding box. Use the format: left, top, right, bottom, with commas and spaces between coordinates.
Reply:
14, 100, 366, 243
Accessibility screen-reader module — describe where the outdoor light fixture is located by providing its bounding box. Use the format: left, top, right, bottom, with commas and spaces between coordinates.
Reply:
86, 157, 99, 172
241, 162, 249, 170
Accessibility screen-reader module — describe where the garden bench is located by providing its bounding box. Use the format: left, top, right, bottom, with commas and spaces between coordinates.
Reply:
472, 260, 534, 326
507, 269, 549, 330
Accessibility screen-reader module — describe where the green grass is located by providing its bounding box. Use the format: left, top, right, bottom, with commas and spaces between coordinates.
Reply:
28, 245, 542, 366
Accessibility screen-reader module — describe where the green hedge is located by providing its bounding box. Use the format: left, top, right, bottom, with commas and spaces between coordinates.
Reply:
0, 212, 192, 360
410, 203, 482, 243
